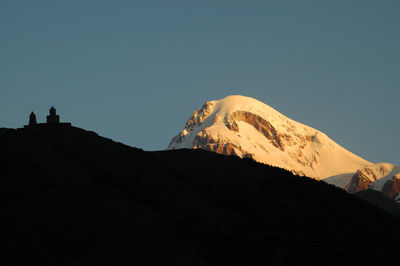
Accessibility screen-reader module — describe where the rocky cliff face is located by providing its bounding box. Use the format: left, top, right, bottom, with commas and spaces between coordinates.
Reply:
346, 170, 372, 193
168, 95, 372, 180
346, 163, 393, 193
346, 163, 400, 202
382, 175, 400, 202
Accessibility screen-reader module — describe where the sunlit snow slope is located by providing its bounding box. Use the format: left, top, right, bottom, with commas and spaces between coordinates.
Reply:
168, 95, 372, 181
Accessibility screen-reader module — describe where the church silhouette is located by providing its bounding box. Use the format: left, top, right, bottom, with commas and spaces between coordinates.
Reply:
24, 107, 71, 128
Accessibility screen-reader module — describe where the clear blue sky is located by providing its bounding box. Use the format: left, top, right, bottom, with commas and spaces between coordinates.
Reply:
1, 0, 399, 164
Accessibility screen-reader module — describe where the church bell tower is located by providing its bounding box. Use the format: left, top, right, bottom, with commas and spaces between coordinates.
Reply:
46, 106, 60, 124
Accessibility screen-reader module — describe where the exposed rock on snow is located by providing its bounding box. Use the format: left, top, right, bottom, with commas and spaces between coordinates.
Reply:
346, 163, 400, 201
346, 163, 394, 193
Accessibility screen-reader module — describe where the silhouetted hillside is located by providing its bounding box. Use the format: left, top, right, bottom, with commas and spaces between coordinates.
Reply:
0, 126, 399, 265
355, 189, 400, 218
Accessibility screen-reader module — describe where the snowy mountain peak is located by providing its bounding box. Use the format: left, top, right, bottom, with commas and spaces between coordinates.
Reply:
168, 95, 372, 180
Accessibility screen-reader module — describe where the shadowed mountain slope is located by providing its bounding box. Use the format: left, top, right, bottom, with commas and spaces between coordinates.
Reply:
0, 126, 399, 265
355, 189, 400, 218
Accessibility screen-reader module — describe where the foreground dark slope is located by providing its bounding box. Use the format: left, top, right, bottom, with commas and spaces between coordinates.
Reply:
0, 126, 399, 266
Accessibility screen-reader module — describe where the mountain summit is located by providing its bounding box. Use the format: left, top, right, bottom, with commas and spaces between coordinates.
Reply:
168, 95, 372, 180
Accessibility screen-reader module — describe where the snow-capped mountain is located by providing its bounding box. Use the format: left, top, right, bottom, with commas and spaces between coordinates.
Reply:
168, 95, 400, 201
167, 95, 372, 180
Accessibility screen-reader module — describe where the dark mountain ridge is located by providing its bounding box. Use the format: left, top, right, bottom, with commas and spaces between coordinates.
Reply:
0, 125, 399, 265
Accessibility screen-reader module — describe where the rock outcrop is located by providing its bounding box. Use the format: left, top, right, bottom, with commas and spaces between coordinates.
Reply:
346, 163, 400, 202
